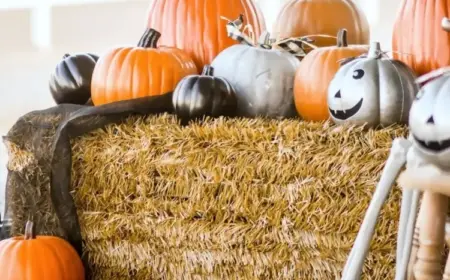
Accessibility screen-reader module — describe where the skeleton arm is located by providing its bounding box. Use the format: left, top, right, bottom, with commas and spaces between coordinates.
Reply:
342, 137, 412, 280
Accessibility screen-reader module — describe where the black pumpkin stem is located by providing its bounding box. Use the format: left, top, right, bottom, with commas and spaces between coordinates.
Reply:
336, 29, 348, 47
24, 221, 36, 240
202, 65, 214, 76
63, 53, 71, 59
137, 28, 161, 48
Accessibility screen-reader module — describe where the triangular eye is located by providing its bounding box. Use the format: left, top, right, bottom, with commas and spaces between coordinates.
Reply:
335, 90, 341, 98
427, 116, 435, 124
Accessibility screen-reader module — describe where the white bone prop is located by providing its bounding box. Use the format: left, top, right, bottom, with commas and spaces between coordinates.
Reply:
341, 138, 411, 280
398, 65, 450, 280
344, 65, 450, 280
396, 144, 429, 280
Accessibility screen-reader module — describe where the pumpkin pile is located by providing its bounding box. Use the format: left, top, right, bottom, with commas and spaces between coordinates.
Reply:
7, 0, 447, 278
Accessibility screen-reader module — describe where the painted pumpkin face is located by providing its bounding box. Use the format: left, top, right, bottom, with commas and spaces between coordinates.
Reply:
409, 70, 450, 169
327, 42, 418, 128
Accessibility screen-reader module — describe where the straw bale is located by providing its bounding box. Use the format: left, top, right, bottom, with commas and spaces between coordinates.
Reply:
65, 114, 407, 279
4, 111, 67, 237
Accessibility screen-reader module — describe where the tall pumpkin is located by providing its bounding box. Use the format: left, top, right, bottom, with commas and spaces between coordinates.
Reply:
272, 0, 369, 49
146, 0, 266, 71
392, 0, 450, 76
294, 29, 369, 121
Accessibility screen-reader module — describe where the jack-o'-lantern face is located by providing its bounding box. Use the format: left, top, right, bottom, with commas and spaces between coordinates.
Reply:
327, 42, 417, 128
410, 70, 450, 168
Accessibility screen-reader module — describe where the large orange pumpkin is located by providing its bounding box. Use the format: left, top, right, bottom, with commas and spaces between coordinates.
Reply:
272, 0, 369, 50
392, 0, 450, 76
146, 0, 266, 71
0, 221, 84, 280
91, 28, 197, 106
294, 29, 369, 121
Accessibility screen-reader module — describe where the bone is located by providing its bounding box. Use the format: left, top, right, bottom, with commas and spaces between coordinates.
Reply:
414, 191, 447, 280
341, 138, 411, 280
396, 189, 421, 280
398, 165, 450, 196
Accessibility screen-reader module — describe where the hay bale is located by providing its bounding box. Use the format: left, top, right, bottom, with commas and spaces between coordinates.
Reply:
7, 113, 408, 279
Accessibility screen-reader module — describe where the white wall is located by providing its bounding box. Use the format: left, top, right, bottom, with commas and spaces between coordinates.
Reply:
0, 0, 401, 217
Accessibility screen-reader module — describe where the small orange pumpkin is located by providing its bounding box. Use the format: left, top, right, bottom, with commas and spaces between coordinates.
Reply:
91, 28, 197, 106
0, 221, 85, 280
294, 29, 368, 121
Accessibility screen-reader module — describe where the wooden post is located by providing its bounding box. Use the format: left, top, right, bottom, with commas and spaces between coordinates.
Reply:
414, 192, 447, 280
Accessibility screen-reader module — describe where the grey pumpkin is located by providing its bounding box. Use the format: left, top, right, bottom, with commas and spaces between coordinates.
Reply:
211, 42, 300, 118
327, 42, 418, 128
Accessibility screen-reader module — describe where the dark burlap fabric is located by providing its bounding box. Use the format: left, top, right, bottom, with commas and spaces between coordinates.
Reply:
2, 93, 173, 277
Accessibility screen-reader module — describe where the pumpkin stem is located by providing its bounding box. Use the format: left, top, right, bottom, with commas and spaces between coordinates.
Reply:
24, 221, 36, 240
367, 42, 382, 59
442, 17, 450, 32
202, 65, 214, 76
137, 28, 161, 48
63, 54, 70, 59
336, 29, 348, 47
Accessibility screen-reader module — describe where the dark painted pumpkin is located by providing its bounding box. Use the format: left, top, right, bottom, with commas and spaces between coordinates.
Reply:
49, 53, 99, 105
172, 65, 237, 123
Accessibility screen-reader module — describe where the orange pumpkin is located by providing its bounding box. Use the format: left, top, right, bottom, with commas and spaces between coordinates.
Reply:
0, 221, 84, 280
272, 0, 369, 50
294, 29, 369, 121
146, 0, 266, 71
91, 28, 197, 106
392, 0, 450, 76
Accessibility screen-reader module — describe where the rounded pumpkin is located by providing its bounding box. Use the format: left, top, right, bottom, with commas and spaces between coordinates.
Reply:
392, 0, 450, 76
293, 29, 369, 121
49, 53, 99, 105
327, 42, 418, 128
172, 65, 237, 123
91, 28, 197, 106
0, 221, 84, 280
146, 0, 266, 71
211, 42, 299, 118
272, 0, 369, 50
410, 68, 450, 169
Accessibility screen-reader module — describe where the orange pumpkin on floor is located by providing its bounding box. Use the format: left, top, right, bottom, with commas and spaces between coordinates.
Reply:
272, 0, 369, 51
91, 28, 197, 106
392, 0, 450, 76
146, 0, 266, 71
0, 221, 84, 280
294, 29, 369, 121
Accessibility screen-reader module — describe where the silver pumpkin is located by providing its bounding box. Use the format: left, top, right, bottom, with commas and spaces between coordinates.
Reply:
327, 42, 418, 128
211, 44, 300, 118
410, 69, 450, 169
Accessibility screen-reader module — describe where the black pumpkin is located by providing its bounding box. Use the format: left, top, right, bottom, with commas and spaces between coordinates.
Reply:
49, 53, 99, 105
172, 65, 237, 123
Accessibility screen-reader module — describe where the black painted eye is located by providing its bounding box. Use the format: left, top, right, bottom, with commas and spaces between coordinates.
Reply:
352, 69, 364, 79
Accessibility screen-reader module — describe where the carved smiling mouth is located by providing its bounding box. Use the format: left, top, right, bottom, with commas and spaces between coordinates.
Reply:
413, 135, 450, 152
329, 98, 363, 120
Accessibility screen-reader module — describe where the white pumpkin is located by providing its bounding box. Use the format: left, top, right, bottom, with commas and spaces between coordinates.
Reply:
211, 44, 300, 118
409, 69, 450, 169
327, 41, 418, 128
